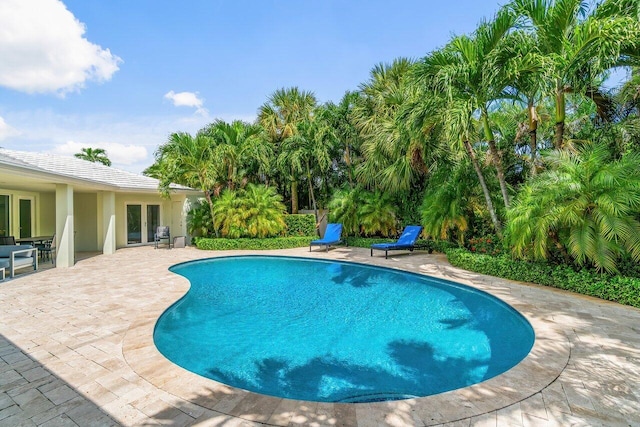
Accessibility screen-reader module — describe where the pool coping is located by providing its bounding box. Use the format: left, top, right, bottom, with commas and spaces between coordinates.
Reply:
122, 253, 570, 426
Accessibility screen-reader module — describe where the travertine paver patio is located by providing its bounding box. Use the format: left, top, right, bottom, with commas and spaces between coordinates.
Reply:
0, 246, 638, 426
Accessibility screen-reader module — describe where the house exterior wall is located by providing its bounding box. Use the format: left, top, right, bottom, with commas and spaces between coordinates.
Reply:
0, 184, 195, 258
74, 193, 98, 251
0, 189, 56, 238
39, 192, 56, 236
114, 193, 189, 248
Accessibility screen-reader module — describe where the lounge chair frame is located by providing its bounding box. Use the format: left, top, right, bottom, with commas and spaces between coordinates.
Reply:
370, 226, 423, 259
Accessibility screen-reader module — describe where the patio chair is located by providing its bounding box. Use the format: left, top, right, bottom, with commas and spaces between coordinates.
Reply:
0, 236, 16, 245
370, 225, 423, 259
38, 234, 56, 264
310, 223, 343, 252
154, 226, 171, 249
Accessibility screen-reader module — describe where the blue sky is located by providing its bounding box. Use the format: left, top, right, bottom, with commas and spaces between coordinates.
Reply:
0, 0, 510, 172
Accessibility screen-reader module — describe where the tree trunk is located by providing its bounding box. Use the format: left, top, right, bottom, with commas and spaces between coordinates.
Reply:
306, 166, 319, 227
291, 180, 299, 214
550, 231, 572, 265
554, 121, 565, 149
463, 140, 503, 238
345, 146, 354, 188
204, 191, 219, 237
482, 111, 510, 209
554, 82, 566, 148
527, 99, 538, 176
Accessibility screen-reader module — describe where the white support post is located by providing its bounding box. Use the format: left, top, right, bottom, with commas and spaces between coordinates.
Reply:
102, 192, 116, 254
55, 184, 74, 267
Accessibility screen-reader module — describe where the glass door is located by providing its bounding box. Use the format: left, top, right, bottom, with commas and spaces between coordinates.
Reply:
146, 205, 160, 243
126, 205, 142, 244
19, 199, 32, 238
127, 203, 161, 245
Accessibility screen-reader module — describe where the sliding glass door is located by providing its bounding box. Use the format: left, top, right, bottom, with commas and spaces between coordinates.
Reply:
126, 203, 161, 245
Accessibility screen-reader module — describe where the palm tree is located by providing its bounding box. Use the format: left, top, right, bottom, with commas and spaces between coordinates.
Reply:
278, 106, 336, 222
352, 58, 430, 193
357, 191, 397, 237
241, 184, 287, 238
413, 9, 518, 210
409, 67, 504, 237
213, 184, 286, 238
149, 132, 224, 236
198, 120, 273, 189
212, 190, 245, 238
420, 162, 489, 244
327, 188, 362, 236
509, 0, 640, 147
74, 147, 112, 166
496, 29, 549, 175
258, 87, 317, 213
324, 91, 363, 188
506, 142, 640, 273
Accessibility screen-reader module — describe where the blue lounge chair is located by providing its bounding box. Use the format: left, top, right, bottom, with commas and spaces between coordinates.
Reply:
370, 225, 423, 259
310, 223, 343, 252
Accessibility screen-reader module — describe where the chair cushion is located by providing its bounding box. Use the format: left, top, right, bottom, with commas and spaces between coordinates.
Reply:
12, 257, 34, 267
0, 245, 34, 258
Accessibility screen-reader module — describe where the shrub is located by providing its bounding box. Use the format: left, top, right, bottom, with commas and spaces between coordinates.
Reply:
466, 235, 503, 256
187, 199, 214, 238
195, 236, 314, 251
446, 248, 640, 308
213, 184, 286, 238
328, 187, 397, 237
284, 214, 316, 236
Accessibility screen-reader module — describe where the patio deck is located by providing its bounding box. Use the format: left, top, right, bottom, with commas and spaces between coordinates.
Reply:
0, 246, 638, 426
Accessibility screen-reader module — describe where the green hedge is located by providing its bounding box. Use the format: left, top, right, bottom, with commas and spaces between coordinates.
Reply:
345, 237, 394, 247
345, 237, 457, 253
446, 248, 640, 308
284, 214, 316, 236
195, 236, 314, 251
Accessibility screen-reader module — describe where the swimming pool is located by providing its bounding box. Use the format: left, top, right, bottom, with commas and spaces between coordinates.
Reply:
154, 256, 534, 403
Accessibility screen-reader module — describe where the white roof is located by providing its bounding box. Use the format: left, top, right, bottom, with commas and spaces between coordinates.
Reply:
0, 149, 195, 193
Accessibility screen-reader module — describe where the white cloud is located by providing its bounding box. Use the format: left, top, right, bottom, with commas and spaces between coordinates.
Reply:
0, 108, 256, 173
0, 108, 213, 172
54, 141, 148, 166
0, 0, 121, 95
164, 90, 208, 116
0, 116, 20, 140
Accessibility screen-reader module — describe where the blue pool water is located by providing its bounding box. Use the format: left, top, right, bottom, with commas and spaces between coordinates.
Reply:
154, 256, 534, 403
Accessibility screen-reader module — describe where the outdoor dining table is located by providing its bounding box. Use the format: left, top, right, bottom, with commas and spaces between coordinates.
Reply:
16, 236, 53, 245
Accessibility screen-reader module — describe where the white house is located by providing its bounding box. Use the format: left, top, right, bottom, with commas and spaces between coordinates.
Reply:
0, 149, 201, 267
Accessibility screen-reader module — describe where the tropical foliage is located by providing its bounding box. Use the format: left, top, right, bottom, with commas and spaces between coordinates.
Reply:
507, 142, 640, 273
327, 188, 397, 237
146, 0, 640, 279
213, 184, 286, 238
74, 147, 111, 166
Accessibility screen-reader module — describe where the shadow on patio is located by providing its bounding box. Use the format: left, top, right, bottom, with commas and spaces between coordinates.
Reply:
0, 333, 117, 425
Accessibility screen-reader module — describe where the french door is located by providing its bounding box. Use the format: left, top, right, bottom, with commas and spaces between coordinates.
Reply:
126, 204, 160, 245
19, 198, 33, 238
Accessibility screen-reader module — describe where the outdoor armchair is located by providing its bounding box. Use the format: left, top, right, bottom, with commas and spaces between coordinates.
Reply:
154, 226, 171, 249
